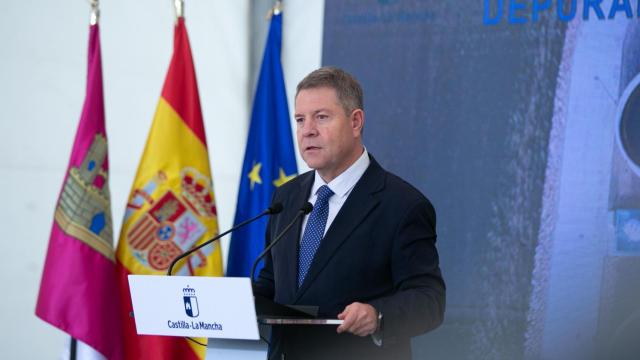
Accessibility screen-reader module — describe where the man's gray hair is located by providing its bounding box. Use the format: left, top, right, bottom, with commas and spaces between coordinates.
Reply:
296, 67, 364, 115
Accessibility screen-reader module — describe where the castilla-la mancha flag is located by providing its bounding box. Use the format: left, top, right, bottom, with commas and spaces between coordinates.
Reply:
36, 23, 123, 360
116, 17, 223, 360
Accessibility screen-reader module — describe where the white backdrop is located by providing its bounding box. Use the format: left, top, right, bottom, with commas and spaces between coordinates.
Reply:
0, 0, 323, 358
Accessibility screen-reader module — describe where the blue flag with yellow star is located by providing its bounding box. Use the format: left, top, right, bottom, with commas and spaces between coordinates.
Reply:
226, 11, 297, 277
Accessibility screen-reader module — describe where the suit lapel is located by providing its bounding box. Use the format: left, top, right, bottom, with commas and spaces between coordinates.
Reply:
294, 158, 386, 302
279, 172, 313, 301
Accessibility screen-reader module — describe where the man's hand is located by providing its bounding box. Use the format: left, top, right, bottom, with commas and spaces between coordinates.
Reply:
336, 302, 378, 336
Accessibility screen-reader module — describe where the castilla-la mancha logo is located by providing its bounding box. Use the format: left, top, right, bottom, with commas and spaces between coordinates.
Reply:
183, 286, 199, 318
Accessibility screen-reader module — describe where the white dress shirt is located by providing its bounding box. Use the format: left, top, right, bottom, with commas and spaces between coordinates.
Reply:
300, 148, 371, 238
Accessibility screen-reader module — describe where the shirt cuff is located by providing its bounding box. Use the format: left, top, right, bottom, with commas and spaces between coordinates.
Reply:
370, 310, 383, 347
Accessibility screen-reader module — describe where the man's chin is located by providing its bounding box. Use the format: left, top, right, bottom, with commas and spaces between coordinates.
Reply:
302, 156, 324, 170
305, 162, 322, 170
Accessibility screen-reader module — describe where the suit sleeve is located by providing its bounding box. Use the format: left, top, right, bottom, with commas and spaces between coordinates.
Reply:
368, 198, 446, 345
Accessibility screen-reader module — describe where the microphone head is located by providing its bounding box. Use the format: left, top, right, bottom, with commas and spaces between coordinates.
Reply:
301, 202, 313, 214
268, 202, 284, 214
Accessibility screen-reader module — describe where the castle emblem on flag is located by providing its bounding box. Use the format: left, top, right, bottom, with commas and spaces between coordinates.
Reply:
124, 167, 217, 272
54, 134, 114, 260
183, 286, 199, 318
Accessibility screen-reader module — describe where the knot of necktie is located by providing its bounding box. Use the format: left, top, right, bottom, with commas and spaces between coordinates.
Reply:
316, 185, 334, 203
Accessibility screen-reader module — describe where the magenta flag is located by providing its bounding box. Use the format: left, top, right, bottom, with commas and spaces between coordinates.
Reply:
36, 24, 123, 360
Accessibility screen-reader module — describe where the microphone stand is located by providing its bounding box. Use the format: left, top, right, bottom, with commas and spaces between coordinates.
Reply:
250, 202, 313, 282
167, 203, 283, 276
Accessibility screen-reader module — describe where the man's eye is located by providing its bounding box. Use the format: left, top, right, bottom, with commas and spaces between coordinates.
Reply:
318, 114, 328, 120
295, 117, 303, 123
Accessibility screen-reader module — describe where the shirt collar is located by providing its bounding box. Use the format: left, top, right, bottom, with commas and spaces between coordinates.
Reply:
311, 148, 370, 199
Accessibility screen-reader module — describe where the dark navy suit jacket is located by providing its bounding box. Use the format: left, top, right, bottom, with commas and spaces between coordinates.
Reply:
254, 156, 445, 360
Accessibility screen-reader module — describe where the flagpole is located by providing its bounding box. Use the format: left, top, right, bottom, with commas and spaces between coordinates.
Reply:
89, 0, 99, 25
266, 0, 282, 20
174, 0, 184, 20
69, 0, 100, 360
69, 336, 77, 360
70, 2, 99, 358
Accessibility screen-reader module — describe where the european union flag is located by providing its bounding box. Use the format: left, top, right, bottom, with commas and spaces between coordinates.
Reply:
226, 11, 297, 277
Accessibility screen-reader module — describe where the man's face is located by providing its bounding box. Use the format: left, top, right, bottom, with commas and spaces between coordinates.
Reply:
295, 87, 363, 182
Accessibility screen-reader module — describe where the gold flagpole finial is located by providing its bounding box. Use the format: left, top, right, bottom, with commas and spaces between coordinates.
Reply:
266, 1, 282, 20
89, 0, 99, 25
174, 0, 185, 20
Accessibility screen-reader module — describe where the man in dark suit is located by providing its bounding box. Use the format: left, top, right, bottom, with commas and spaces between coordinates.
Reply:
254, 67, 445, 359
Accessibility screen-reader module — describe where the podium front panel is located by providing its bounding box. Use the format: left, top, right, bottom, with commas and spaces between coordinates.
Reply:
128, 275, 259, 340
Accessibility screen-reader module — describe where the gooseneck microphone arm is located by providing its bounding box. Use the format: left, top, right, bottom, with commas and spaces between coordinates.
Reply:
167, 202, 283, 276
250, 202, 313, 282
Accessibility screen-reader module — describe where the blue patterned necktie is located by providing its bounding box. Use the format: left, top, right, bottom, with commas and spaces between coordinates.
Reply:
298, 185, 334, 287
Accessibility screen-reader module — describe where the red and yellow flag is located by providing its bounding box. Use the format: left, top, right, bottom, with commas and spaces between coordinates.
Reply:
116, 18, 222, 360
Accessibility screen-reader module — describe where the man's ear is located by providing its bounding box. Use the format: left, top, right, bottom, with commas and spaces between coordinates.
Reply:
351, 109, 365, 136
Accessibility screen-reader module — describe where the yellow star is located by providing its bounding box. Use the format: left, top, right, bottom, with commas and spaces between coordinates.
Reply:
248, 162, 262, 190
273, 168, 296, 188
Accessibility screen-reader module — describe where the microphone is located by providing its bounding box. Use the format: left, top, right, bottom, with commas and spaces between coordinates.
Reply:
167, 202, 284, 276
250, 202, 313, 282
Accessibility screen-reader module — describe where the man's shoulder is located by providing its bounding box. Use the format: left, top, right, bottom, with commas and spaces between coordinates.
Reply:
376, 165, 435, 213
274, 169, 313, 196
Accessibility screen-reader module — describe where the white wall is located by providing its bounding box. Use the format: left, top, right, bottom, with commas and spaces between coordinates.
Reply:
282, 0, 325, 173
0, 0, 323, 358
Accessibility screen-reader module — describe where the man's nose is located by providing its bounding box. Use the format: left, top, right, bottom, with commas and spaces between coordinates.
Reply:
300, 119, 317, 136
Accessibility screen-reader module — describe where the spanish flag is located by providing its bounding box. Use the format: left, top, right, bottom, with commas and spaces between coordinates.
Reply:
116, 17, 222, 360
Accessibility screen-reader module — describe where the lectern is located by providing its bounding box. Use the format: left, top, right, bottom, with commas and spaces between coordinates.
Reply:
128, 275, 341, 360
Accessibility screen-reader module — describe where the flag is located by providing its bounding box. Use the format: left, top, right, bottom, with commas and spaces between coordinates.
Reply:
226, 11, 297, 277
36, 24, 123, 360
115, 18, 222, 360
